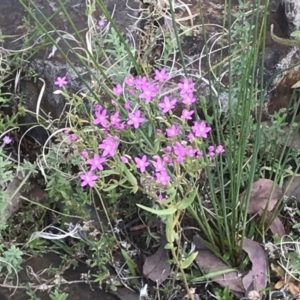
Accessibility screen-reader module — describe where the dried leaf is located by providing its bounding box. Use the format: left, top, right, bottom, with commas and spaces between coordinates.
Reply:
274, 280, 285, 289
271, 263, 284, 279
289, 282, 300, 295
271, 263, 299, 295
143, 238, 170, 284
283, 176, 300, 199
269, 217, 285, 237
242, 238, 267, 293
240, 179, 285, 237
240, 179, 282, 214
193, 236, 244, 296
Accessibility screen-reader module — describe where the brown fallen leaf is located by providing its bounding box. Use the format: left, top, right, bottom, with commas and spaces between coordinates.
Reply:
242, 238, 267, 295
271, 263, 300, 296
240, 179, 285, 237
193, 236, 244, 296
283, 176, 300, 199
143, 237, 170, 284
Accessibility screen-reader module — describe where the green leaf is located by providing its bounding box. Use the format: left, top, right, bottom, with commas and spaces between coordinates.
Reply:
101, 170, 120, 176
180, 251, 198, 269
102, 184, 119, 192
136, 204, 177, 216
121, 249, 136, 276
164, 243, 174, 250
177, 187, 198, 210
123, 167, 138, 192
166, 215, 175, 243
292, 80, 300, 89
165, 187, 177, 203
291, 30, 300, 37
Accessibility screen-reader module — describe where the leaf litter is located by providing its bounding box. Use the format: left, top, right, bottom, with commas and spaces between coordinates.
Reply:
240, 178, 285, 237
192, 236, 245, 297
242, 238, 267, 296
193, 236, 269, 299
142, 236, 171, 284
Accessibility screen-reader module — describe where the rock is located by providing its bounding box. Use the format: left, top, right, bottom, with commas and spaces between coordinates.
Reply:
263, 0, 300, 120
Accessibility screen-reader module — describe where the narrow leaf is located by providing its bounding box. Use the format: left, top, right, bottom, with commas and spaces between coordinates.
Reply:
177, 187, 198, 210
181, 251, 198, 269
121, 249, 137, 276
137, 204, 177, 216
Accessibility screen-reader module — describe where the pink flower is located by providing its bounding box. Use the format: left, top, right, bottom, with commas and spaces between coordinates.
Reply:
110, 111, 121, 128
69, 134, 77, 142
208, 151, 215, 157
94, 104, 103, 112
191, 121, 211, 138
173, 142, 186, 161
208, 145, 215, 152
81, 149, 88, 158
181, 109, 194, 120
139, 84, 157, 103
152, 156, 166, 172
155, 171, 171, 185
166, 125, 179, 138
87, 153, 106, 171
178, 78, 194, 95
162, 153, 172, 163
187, 133, 195, 141
216, 145, 225, 154
113, 83, 123, 96
80, 171, 98, 187
2, 135, 12, 145
127, 110, 145, 129
154, 68, 168, 82
120, 156, 128, 163
93, 109, 108, 128
196, 151, 203, 158
186, 146, 197, 157
182, 93, 196, 105
98, 136, 119, 157
134, 155, 149, 172
158, 96, 177, 113
124, 101, 130, 110
98, 19, 106, 26
125, 75, 135, 86
158, 193, 165, 200
135, 76, 149, 90
54, 76, 68, 87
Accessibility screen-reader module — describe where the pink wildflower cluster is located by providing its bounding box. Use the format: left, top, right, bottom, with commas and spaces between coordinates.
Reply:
80, 135, 119, 187
76, 69, 225, 190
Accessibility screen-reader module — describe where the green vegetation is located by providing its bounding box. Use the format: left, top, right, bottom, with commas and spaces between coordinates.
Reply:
1, 0, 300, 299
